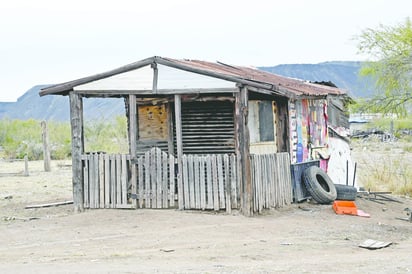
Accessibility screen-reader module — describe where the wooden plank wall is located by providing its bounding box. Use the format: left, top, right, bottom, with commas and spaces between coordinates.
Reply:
82, 153, 131, 209
250, 152, 293, 213
181, 154, 238, 212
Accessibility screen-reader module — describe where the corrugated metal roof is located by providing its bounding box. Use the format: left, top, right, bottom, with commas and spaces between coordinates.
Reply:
40, 56, 346, 97
164, 57, 345, 96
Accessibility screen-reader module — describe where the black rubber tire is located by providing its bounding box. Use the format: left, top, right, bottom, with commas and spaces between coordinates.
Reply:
334, 184, 357, 201
302, 166, 337, 204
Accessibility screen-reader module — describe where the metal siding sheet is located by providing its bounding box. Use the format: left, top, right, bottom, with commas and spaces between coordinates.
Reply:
74, 65, 153, 91
157, 64, 235, 90
290, 160, 320, 202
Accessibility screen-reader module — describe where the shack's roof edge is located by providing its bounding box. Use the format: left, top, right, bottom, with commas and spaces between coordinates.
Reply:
39, 56, 347, 98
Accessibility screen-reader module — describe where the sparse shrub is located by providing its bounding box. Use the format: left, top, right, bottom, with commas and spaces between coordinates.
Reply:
0, 117, 128, 160
353, 139, 412, 196
402, 135, 412, 142
48, 121, 72, 159
366, 116, 412, 136
84, 116, 128, 154
0, 119, 42, 159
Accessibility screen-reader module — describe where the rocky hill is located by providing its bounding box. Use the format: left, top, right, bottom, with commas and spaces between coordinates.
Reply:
0, 61, 373, 121
0, 85, 125, 121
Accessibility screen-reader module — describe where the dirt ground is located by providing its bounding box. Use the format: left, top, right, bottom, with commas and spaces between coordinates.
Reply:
1, 159, 412, 273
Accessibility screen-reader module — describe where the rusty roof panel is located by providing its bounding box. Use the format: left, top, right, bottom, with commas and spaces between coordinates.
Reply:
163, 57, 345, 97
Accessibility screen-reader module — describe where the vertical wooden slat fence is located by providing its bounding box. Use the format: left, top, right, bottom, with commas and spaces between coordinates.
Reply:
181, 154, 238, 212
82, 149, 293, 214
250, 152, 293, 213
82, 153, 131, 209
83, 148, 176, 209
134, 147, 176, 209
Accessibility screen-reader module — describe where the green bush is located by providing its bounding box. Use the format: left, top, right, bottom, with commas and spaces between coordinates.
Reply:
0, 119, 42, 159
84, 116, 128, 154
0, 117, 128, 160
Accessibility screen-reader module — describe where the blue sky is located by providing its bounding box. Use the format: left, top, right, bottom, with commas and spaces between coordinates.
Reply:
1, 0, 411, 102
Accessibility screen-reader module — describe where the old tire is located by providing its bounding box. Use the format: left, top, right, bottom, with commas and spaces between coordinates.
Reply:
303, 166, 337, 204
334, 184, 357, 201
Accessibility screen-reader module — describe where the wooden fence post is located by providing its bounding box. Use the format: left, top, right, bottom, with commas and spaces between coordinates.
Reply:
24, 155, 29, 176
41, 121, 51, 172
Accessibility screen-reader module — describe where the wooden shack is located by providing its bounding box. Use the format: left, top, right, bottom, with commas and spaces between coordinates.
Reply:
40, 56, 348, 216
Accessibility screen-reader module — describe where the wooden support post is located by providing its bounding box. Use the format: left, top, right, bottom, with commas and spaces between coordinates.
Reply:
235, 86, 252, 216
69, 92, 84, 213
276, 98, 290, 153
41, 121, 51, 172
152, 62, 158, 94
129, 94, 138, 208
174, 94, 184, 210
167, 102, 175, 156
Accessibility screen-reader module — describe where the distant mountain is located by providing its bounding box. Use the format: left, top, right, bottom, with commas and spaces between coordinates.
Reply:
0, 85, 125, 121
0, 102, 13, 117
0, 61, 374, 121
259, 61, 374, 98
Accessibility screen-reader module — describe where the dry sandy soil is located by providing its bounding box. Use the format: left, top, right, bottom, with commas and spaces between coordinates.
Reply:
1, 158, 412, 273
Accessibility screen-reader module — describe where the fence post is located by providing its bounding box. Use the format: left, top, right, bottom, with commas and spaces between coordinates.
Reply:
41, 121, 51, 172
24, 155, 29, 176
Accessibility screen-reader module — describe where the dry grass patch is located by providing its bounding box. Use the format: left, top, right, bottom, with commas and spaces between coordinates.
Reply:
351, 139, 412, 196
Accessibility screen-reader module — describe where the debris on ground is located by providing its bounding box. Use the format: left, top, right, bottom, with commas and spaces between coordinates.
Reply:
332, 200, 370, 217
25, 200, 73, 209
395, 208, 412, 222
357, 190, 403, 204
2, 216, 40, 222
359, 239, 392, 250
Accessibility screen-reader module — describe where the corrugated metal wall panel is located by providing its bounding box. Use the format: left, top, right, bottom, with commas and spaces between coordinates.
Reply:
180, 101, 235, 154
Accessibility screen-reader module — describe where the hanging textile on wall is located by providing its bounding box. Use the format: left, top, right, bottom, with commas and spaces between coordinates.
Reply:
289, 99, 329, 164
